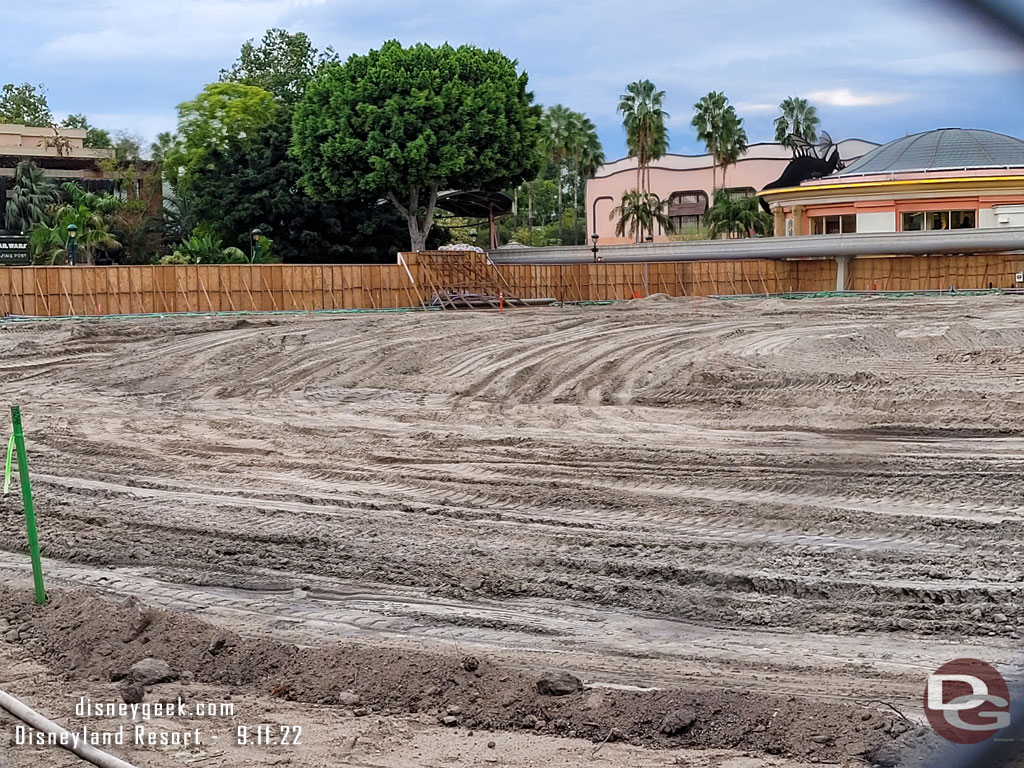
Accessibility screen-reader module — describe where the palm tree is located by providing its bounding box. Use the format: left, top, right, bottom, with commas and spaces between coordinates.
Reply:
540, 105, 573, 241
162, 189, 199, 245
5, 160, 58, 233
29, 205, 121, 264
28, 183, 124, 264
774, 97, 819, 151
717, 109, 749, 190
618, 80, 669, 197
692, 92, 748, 202
691, 91, 727, 198
610, 190, 675, 240
567, 114, 604, 244
706, 191, 772, 239
150, 131, 180, 164
61, 182, 127, 218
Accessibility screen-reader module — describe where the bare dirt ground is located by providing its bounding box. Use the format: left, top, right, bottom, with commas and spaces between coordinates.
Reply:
1, 294, 1023, 767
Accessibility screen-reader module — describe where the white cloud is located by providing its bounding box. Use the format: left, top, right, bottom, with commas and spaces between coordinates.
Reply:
887, 48, 1023, 76
808, 88, 911, 107
42, 0, 328, 61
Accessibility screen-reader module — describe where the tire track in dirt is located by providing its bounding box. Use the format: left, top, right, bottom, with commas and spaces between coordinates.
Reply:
3, 295, 1024, 719
2, 552, 1002, 707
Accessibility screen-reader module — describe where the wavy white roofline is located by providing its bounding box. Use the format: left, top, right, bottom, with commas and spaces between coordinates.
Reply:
593, 139, 880, 178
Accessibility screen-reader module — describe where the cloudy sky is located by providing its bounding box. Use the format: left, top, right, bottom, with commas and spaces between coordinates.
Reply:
3, 0, 1022, 160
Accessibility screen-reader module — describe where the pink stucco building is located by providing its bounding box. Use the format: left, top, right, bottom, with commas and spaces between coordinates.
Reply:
586, 139, 878, 244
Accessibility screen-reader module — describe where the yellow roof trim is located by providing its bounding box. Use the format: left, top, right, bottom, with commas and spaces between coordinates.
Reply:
758, 175, 1024, 197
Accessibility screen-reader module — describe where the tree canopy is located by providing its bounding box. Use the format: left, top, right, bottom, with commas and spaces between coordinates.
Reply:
774, 96, 820, 150
170, 29, 438, 263
619, 80, 668, 192
692, 91, 747, 198
220, 28, 337, 103
0, 83, 52, 127
168, 82, 279, 190
292, 40, 543, 251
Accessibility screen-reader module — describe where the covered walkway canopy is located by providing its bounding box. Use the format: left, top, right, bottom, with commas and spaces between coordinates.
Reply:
435, 190, 513, 249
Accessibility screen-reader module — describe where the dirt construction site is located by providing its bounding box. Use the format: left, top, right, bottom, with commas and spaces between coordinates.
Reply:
1, 293, 1023, 767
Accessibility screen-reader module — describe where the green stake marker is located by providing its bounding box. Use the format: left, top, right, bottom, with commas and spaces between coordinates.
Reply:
11, 407, 45, 604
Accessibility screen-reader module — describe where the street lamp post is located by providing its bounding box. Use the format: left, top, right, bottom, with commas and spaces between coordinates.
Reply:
66, 224, 77, 266
591, 195, 613, 243
250, 229, 262, 263
591, 232, 600, 263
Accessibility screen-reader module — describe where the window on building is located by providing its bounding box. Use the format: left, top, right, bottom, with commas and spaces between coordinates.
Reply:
902, 212, 924, 231
667, 190, 708, 232
670, 192, 701, 205
901, 210, 975, 231
673, 214, 702, 229
951, 210, 976, 229
809, 214, 856, 235
721, 187, 756, 198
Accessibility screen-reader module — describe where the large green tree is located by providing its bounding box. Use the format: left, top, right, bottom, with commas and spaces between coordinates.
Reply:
0, 83, 52, 127
774, 96, 819, 150
184, 29, 436, 263
5, 160, 58, 233
618, 80, 668, 197
292, 40, 543, 252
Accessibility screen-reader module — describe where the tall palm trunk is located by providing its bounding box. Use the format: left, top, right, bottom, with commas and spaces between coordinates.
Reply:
556, 160, 563, 241
573, 153, 580, 245
713, 132, 719, 204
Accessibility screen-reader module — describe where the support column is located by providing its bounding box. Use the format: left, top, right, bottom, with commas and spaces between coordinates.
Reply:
773, 207, 785, 237
835, 255, 851, 292
792, 205, 805, 236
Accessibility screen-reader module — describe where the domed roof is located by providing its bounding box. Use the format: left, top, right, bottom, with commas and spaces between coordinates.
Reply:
835, 128, 1024, 177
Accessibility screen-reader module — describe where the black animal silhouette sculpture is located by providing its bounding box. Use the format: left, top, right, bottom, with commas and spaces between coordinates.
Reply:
759, 131, 845, 214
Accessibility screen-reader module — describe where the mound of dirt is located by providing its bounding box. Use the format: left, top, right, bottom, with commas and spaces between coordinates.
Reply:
1, 585, 919, 763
